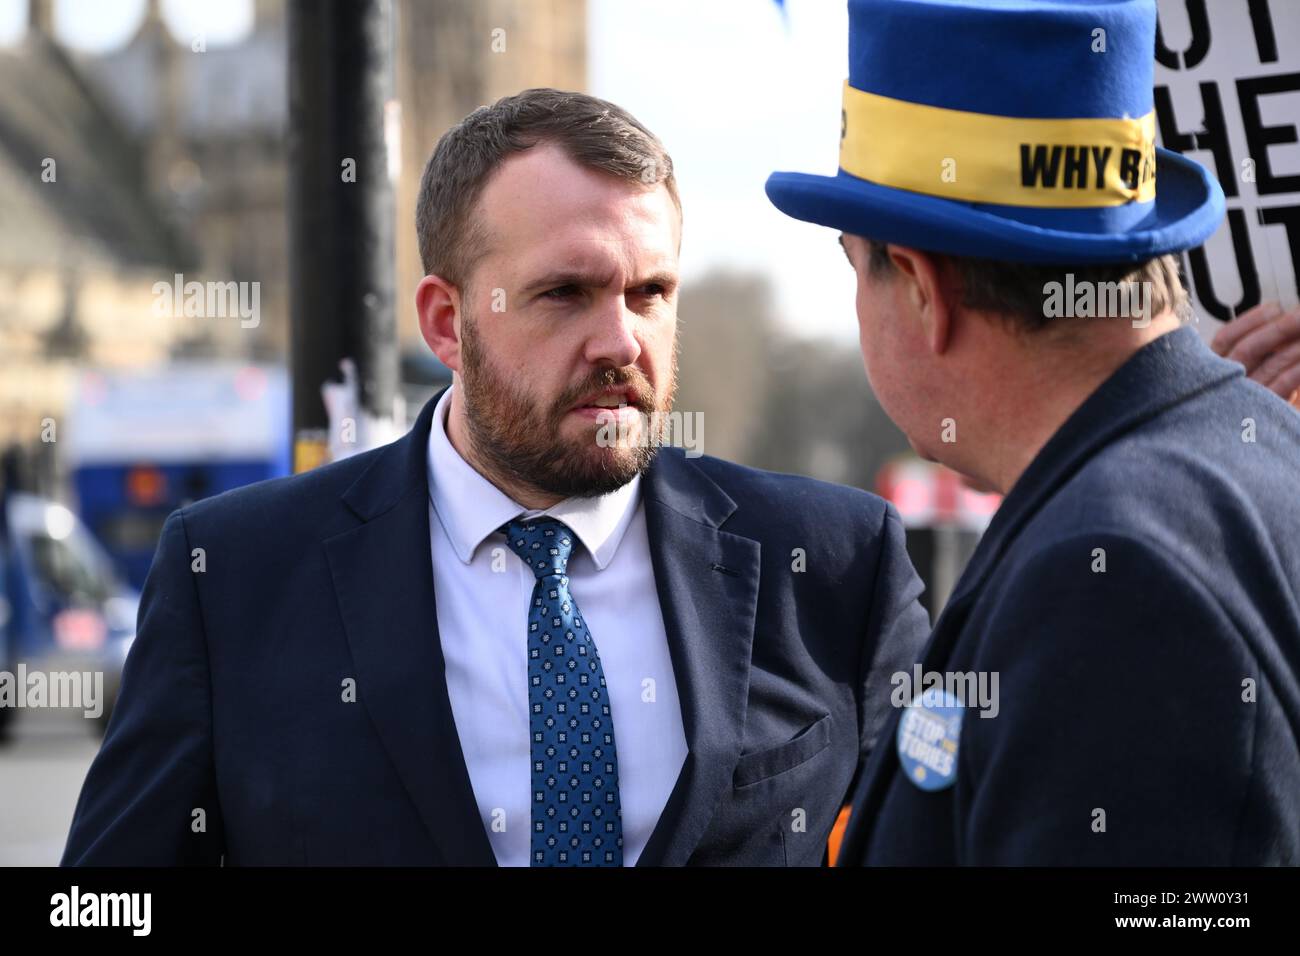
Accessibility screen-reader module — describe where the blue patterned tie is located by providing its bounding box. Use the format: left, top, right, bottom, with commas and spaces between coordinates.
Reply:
501, 517, 624, 866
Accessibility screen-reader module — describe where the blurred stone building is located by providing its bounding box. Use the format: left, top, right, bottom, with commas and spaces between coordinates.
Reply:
0, 0, 588, 484
0, 0, 287, 465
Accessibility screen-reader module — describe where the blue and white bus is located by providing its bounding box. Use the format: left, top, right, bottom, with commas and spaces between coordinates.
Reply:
65, 362, 291, 590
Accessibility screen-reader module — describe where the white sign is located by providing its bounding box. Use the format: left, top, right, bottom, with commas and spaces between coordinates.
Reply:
66, 362, 289, 465
1155, 0, 1300, 326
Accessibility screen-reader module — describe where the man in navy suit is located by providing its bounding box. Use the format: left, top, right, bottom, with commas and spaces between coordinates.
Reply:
62, 88, 929, 866
767, 0, 1300, 864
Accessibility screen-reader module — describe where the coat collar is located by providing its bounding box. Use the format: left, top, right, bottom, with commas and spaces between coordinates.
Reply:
839, 325, 1244, 864
326, 389, 760, 866
949, 324, 1241, 607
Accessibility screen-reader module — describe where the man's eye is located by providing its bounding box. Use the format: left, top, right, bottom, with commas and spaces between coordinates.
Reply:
543, 285, 579, 301
636, 283, 666, 297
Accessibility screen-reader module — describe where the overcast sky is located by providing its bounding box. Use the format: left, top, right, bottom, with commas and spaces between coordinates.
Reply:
589, 0, 858, 343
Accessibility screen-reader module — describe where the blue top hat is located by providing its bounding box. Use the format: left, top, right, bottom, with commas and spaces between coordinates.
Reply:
766, 0, 1225, 264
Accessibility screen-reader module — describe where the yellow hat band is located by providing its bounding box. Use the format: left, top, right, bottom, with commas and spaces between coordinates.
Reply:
839, 82, 1157, 209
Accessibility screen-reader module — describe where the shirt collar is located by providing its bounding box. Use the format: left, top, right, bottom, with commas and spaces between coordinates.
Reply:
426, 386, 642, 569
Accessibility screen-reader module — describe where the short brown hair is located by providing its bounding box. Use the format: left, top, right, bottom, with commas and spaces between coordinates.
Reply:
864, 240, 1189, 334
416, 88, 680, 288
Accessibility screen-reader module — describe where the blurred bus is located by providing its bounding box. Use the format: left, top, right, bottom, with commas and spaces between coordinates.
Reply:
65, 363, 291, 590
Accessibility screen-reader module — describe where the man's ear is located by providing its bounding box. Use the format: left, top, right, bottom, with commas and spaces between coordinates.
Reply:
886, 245, 954, 356
416, 273, 463, 372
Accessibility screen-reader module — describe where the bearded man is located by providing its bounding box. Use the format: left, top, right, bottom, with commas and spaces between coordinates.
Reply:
62, 88, 929, 867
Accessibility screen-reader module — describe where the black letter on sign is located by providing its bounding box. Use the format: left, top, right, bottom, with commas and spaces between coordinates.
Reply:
1247, 0, 1279, 64
1155, 0, 1210, 70
1185, 209, 1261, 322
1237, 73, 1300, 196
1154, 83, 1237, 198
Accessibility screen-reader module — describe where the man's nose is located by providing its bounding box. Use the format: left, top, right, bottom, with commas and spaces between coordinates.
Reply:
583, 296, 642, 369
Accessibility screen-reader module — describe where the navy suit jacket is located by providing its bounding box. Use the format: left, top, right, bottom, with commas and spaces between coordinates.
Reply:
62, 389, 929, 866
840, 326, 1300, 866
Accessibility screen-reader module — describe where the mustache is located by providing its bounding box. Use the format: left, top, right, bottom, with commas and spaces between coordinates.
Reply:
552, 367, 657, 416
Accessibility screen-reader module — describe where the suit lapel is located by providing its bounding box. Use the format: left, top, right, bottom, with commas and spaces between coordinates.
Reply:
320, 402, 763, 867
323, 389, 497, 866
635, 451, 761, 866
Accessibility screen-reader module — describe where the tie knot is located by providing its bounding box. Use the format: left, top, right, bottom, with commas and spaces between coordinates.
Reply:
501, 517, 576, 579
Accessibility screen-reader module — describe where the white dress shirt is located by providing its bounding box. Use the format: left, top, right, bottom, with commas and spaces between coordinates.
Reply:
426, 386, 687, 866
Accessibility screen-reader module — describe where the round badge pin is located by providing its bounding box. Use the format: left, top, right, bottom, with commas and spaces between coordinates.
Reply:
896, 687, 964, 792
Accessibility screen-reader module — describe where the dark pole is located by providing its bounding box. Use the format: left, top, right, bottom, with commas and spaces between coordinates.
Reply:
287, 0, 398, 473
